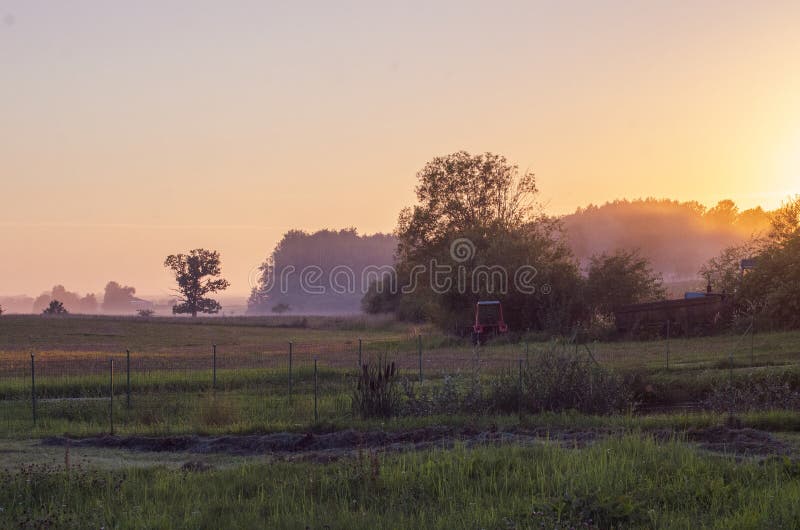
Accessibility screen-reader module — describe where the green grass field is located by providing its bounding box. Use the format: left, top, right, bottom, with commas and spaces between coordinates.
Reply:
2, 314, 799, 437
0, 313, 410, 353
2, 436, 800, 529
2, 315, 800, 528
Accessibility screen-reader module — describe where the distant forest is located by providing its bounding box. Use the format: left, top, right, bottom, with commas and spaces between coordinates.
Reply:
0, 282, 159, 315
0, 199, 774, 315
562, 199, 771, 286
247, 229, 396, 314
246, 199, 771, 314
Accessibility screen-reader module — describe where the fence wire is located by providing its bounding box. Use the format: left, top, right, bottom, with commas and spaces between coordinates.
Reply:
0, 321, 794, 434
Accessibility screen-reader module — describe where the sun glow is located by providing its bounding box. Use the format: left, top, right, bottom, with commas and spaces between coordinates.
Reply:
788, 129, 800, 175
776, 128, 800, 199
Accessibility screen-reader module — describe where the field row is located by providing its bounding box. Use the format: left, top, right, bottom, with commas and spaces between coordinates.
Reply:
2, 328, 798, 377
2, 435, 799, 528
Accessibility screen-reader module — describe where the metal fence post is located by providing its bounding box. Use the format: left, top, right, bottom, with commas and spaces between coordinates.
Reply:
314, 357, 319, 423
518, 359, 523, 420
126, 349, 131, 410
418, 334, 423, 383
729, 347, 734, 386
665, 320, 671, 370
212, 344, 217, 389
358, 338, 362, 369
109, 358, 114, 434
288, 341, 293, 403
728, 346, 735, 419
750, 314, 755, 366
30, 353, 36, 426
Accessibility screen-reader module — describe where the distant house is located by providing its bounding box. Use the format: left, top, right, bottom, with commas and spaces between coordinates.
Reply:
130, 297, 155, 312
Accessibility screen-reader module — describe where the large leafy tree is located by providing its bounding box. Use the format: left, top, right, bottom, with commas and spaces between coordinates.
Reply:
164, 249, 230, 317
737, 196, 800, 328
384, 151, 582, 332
768, 196, 800, 244
702, 196, 800, 329
396, 151, 538, 264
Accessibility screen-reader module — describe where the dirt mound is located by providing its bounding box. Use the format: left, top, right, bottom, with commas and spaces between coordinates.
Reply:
685, 426, 793, 457
42, 426, 605, 461
43, 425, 788, 461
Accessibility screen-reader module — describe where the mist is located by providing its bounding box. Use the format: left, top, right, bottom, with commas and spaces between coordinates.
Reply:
562, 199, 770, 287
0, 199, 772, 315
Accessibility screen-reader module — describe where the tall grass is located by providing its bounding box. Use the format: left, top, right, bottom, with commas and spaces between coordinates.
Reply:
1, 436, 798, 529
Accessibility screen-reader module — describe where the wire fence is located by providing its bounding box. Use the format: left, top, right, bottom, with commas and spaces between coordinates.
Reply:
1, 322, 797, 435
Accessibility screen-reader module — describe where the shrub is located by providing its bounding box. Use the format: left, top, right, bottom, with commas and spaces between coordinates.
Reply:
352, 358, 401, 419
535, 491, 641, 529
401, 374, 485, 416
42, 300, 68, 315
136, 308, 155, 318
704, 373, 800, 413
489, 350, 633, 415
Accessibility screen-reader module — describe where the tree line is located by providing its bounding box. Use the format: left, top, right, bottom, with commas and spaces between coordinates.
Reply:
21, 282, 148, 315
360, 151, 665, 332
563, 198, 771, 281
23, 250, 231, 318
362, 151, 799, 334
247, 229, 396, 315
5, 151, 795, 330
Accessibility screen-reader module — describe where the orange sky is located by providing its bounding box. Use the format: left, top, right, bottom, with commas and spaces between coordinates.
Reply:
1, 1, 798, 297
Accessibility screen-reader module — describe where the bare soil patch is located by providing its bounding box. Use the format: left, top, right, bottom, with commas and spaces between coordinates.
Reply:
42, 426, 611, 462
42, 424, 795, 462
684, 425, 794, 457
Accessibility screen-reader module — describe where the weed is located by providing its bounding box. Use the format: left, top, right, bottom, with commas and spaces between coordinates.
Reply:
704, 373, 800, 413
490, 350, 633, 415
352, 358, 401, 419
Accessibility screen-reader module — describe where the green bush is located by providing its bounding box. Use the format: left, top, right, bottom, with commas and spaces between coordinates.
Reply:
401, 374, 485, 416
704, 373, 800, 413
490, 350, 633, 415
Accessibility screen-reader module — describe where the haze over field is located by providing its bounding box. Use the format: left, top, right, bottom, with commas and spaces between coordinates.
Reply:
1, 1, 799, 299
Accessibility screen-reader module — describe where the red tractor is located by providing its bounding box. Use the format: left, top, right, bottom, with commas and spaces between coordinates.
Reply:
472, 301, 508, 344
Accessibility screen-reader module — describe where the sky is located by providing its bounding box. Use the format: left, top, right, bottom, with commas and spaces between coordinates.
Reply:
1, 0, 799, 297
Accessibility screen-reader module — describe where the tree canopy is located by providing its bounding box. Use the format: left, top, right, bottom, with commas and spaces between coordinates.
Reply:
248, 229, 395, 314
42, 300, 68, 315
102, 281, 138, 313
32, 286, 97, 314
585, 249, 666, 320
396, 151, 539, 263
164, 249, 230, 317
369, 151, 585, 332
703, 196, 800, 329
